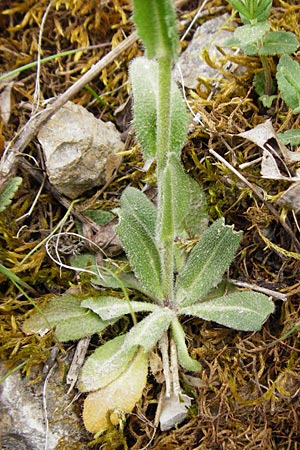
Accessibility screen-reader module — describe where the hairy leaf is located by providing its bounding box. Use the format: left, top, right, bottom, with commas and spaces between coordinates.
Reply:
159, 154, 208, 241
259, 31, 298, 56
234, 22, 270, 46
78, 335, 137, 392
82, 296, 158, 320
0, 177, 22, 212
78, 308, 174, 392
181, 291, 274, 331
276, 55, 300, 114
70, 253, 152, 297
171, 317, 202, 371
130, 57, 188, 163
23, 295, 110, 342
82, 348, 148, 433
132, 0, 178, 60
175, 218, 242, 306
124, 308, 175, 352
167, 154, 208, 237
115, 186, 163, 301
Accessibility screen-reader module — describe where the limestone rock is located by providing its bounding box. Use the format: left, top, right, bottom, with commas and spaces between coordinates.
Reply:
0, 360, 88, 449
38, 102, 123, 199
175, 14, 233, 89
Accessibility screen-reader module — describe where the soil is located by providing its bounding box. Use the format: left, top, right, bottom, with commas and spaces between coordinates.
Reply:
0, 1, 300, 449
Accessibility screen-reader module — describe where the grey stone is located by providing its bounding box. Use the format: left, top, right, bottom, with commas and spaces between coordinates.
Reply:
38, 102, 123, 199
0, 361, 88, 449
175, 14, 233, 89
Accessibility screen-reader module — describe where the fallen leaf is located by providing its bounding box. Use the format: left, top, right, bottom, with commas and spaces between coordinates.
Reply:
261, 149, 282, 179
278, 182, 300, 211
239, 119, 300, 165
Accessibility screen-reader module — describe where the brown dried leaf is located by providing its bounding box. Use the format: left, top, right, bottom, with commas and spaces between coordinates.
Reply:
0, 82, 13, 124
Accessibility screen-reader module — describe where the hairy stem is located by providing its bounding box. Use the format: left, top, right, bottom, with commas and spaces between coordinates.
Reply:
156, 55, 175, 306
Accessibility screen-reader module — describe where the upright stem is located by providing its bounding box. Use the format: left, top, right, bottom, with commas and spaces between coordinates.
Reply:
156, 56, 175, 306
260, 55, 272, 96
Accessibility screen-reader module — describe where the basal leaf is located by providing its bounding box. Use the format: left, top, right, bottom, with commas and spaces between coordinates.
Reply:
167, 154, 208, 237
81, 296, 158, 320
0, 177, 22, 213
259, 31, 298, 56
82, 347, 148, 434
115, 186, 163, 301
180, 291, 274, 331
124, 308, 175, 352
130, 57, 188, 163
70, 253, 151, 297
159, 163, 174, 240
78, 334, 137, 392
159, 154, 208, 242
276, 55, 300, 114
78, 308, 174, 393
23, 294, 110, 342
175, 218, 242, 306
160, 154, 191, 240
171, 317, 202, 371
132, 0, 178, 61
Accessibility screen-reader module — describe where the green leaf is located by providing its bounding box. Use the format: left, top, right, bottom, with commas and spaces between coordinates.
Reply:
241, 44, 260, 56
130, 57, 188, 163
175, 218, 243, 306
159, 163, 174, 240
234, 22, 270, 46
258, 94, 277, 108
69, 253, 151, 297
129, 58, 157, 162
171, 317, 202, 371
22, 294, 111, 342
81, 296, 158, 320
132, 0, 178, 61
169, 154, 208, 237
180, 291, 274, 331
278, 129, 300, 146
0, 177, 22, 213
276, 55, 300, 114
227, 0, 272, 24
159, 154, 208, 241
124, 308, 175, 352
115, 186, 163, 301
82, 348, 148, 434
83, 209, 114, 226
79, 308, 174, 392
78, 335, 138, 392
253, 71, 275, 97
259, 31, 298, 56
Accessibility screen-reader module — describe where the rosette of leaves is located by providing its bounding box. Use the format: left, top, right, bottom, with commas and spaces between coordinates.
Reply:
224, 0, 299, 107
23, 0, 274, 435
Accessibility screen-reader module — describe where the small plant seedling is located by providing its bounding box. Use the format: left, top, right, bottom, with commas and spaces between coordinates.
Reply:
224, 0, 299, 107
24, 0, 274, 435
